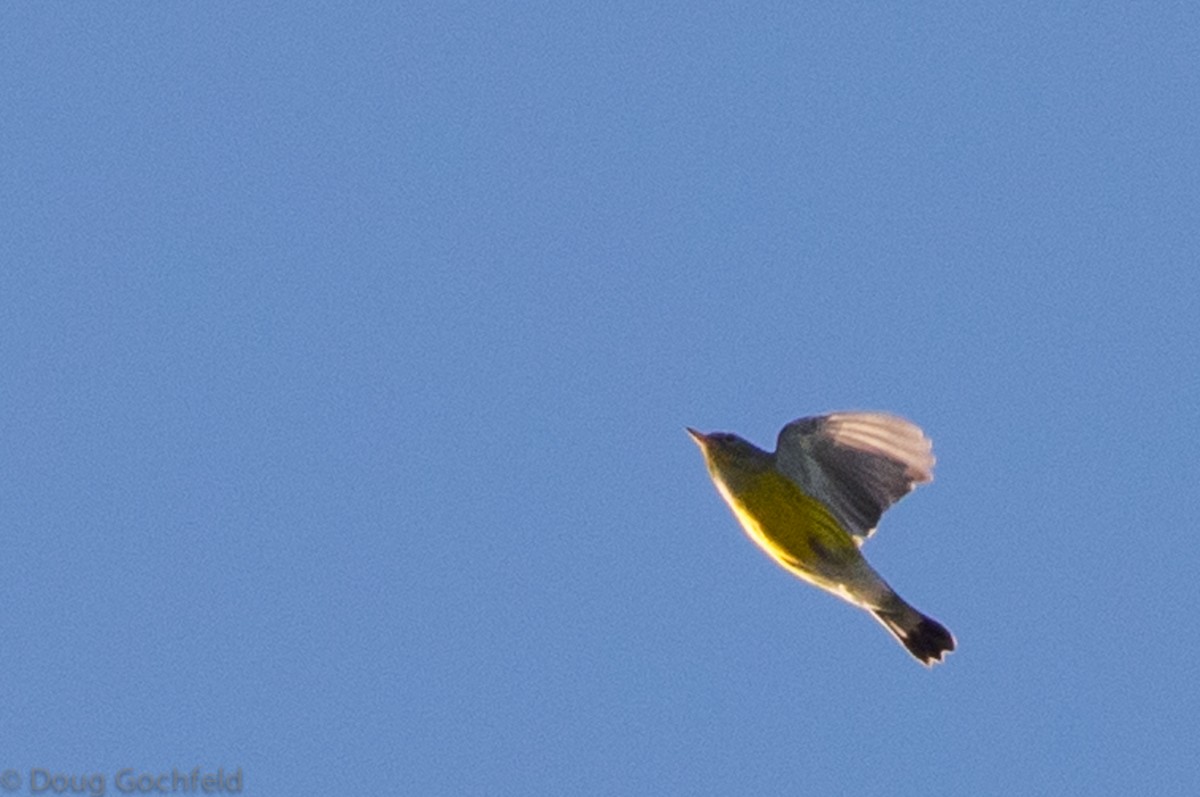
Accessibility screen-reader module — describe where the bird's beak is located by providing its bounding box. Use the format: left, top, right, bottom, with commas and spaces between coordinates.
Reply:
686, 427, 707, 447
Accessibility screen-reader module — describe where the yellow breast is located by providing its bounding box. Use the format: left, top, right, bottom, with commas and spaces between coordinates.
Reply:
713, 469, 859, 578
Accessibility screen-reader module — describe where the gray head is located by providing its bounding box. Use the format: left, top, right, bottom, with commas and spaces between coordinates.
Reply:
686, 428, 773, 477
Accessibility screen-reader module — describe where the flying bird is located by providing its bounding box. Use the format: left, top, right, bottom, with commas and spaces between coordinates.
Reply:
688, 412, 954, 665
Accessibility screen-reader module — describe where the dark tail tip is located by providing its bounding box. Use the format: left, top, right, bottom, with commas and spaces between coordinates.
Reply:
901, 615, 956, 666
874, 606, 956, 666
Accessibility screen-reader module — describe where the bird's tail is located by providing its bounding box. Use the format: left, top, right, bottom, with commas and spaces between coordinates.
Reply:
871, 596, 955, 666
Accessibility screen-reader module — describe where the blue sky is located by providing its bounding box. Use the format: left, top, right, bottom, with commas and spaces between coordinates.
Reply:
3, 4, 1198, 795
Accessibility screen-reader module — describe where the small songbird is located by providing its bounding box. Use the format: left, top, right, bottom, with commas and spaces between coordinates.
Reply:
687, 412, 954, 666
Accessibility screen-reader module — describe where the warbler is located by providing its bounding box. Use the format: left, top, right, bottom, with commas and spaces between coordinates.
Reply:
688, 412, 954, 666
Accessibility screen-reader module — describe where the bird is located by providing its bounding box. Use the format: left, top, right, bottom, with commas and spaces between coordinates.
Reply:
687, 412, 954, 666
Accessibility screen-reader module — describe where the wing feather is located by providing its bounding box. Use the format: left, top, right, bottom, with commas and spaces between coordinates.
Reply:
774, 412, 934, 543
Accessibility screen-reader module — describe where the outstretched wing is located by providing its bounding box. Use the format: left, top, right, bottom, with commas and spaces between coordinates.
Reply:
774, 412, 935, 543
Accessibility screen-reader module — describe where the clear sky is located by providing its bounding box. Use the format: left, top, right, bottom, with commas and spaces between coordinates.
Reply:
3, 4, 1198, 796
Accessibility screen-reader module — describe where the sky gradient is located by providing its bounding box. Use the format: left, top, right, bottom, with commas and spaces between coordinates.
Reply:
3, 4, 1198, 795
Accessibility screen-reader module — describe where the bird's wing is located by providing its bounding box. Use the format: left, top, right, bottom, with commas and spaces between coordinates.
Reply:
774, 412, 935, 543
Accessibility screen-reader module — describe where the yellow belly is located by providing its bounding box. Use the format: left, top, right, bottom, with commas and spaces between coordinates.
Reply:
714, 469, 861, 586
